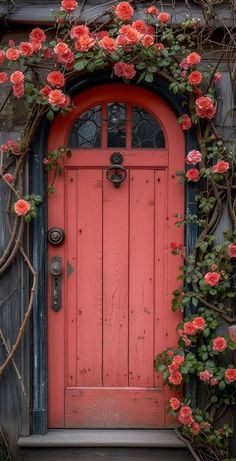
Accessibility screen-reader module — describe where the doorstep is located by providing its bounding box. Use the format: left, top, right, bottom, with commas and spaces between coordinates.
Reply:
18, 429, 185, 448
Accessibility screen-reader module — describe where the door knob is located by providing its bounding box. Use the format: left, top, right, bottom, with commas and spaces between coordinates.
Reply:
106, 152, 127, 188
48, 227, 65, 245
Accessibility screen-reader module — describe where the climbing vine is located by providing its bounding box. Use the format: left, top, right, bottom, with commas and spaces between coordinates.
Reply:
0, 1, 235, 460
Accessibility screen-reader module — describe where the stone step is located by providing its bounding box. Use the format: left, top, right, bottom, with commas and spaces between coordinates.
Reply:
18, 430, 194, 461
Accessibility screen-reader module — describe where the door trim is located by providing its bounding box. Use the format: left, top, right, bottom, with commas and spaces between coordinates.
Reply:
30, 71, 198, 434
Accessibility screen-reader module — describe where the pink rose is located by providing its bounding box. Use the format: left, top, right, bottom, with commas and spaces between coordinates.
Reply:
169, 397, 181, 411
191, 421, 201, 436
213, 72, 222, 83
98, 36, 116, 52
75, 34, 95, 52
210, 377, 218, 386
227, 243, 236, 258
115, 2, 134, 20
141, 35, 154, 47
196, 96, 216, 119
0, 72, 8, 84
3, 173, 13, 183
0, 50, 5, 64
178, 406, 193, 425
70, 25, 90, 39
146, 6, 159, 15
14, 199, 30, 216
47, 71, 65, 88
211, 160, 230, 173
185, 150, 202, 165
169, 370, 182, 385
29, 27, 46, 43
19, 41, 34, 57
224, 368, 236, 383
212, 336, 227, 352
61, 0, 78, 12
114, 62, 136, 80
172, 355, 185, 368
13, 84, 24, 98
199, 370, 212, 382
10, 71, 24, 85
179, 114, 192, 130
185, 168, 200, 182
158, 12, 170, 23
192, 316, 206, 331
132, 20, 147, 33
183, 321, 196, 336
204, 271, 221, 287
186, 52, 201, 66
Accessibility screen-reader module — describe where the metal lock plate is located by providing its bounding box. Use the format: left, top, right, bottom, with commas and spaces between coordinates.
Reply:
49, 256, 63, 312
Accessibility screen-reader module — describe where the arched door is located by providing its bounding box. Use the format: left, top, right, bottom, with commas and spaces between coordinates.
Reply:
47, 83, 184, 428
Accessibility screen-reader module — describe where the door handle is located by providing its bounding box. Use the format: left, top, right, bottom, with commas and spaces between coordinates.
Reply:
49, 256, 63, 312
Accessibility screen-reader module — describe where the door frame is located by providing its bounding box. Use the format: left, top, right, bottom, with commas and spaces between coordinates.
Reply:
30, 71, 198, 434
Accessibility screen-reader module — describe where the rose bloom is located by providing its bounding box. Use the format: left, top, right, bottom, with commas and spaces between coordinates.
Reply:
19, 41, 34, 57
114, 62, 136, 80
40, 85, 52, 98
213, 72, 222, 83
155, 43, 165, 51
227, 243, 236, 258
199, 370, 212, 382
6, 48, 20, 61
211, 160, 230, 173
186, 168, 200, 182
169, 370, 182, 385
158, 12, 170, 23
212, 336, 227, 353
188, 70, 203, 85
60, 94, 71, 108
44, 47, 52, 59
210, 377, 218, 386
185, 338, 192, 347
192, 316, 206, 331
146, 6, 159, 15
196, 96, 216, 119
204, 271, 221, 287
169, 397, 181, 411
119, 24, 131, 34
94, 30, 109, 40
191, 421, 201, 436
224, 368, 236, 383
185, 150, 202, 165
180, 114, 192, 130
167, 350, 174, 357
48, 89, 66, 107
1, 140, 20, 153
116, 35, 129, 47
168, 363, 178, 373
54, 42, 70, 55
75, 34, 95, 52
125, 28, 141, 45
61, 0, 78, 12
132, 20, 147, 34
98, 36, 116, 52
47, 71, 65, 88
178, 406, 193, 425
141, 34, 154, 47
0, 50, 5, 64
58, 50, 75, 69
29, 27, 46, 43
183, 321, 196, 336
115, 2, 134, 20
14, 199, 30, 216
10, 71, 24, 85
186, 52, 201, 66
0, 72, 8, 84
172, 355, 185, 368
3, 173, 13, 183
13, 83, 24, 98
31, 40, 42, 52
70, 25, 90, 39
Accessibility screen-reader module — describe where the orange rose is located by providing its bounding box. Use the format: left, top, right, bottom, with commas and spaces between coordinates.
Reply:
188, 71, 203, 85
141, 34, 154, 47
196, 96, 216, 119
6, 48, 20, 61
10, 71, 24, 85
47, 71, 65, 88
99, 36, 116, 52
48, 89, 66, 106
61, 0, 78, 12
70, 25, 90, 39
158, 12, 170, 23
224, 368, 236, 383
19, 41, 34, 57
185, 168, 200, 182
54, 42, 70, 55
146, 6, 159, 15
211, 160, 229, 173
29, 27, 46, 43
75, 34, 95, 52
14, 199, 30, 216
186, 52, 201, 66
132, 20, 147, 33
183, 321, 196, 335
0, 72, 8, 84
178, 406, 193, 425
169, 370, 182, 385
115, 2, 134, 20
125, 28, 141, 45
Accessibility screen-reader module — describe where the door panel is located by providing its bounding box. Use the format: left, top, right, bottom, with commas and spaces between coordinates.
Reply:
48, 84, 184, 428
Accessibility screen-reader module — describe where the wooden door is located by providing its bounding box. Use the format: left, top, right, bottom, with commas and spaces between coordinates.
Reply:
48, 84, 184, 428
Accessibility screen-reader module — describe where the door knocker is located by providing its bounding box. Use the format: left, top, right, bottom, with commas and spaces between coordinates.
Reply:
106, 152, 127, 188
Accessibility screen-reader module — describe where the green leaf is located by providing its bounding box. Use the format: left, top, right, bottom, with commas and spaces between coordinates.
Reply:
136, 62, 147, 70
144, 72, 154, 83
46, 110, 54, 122
74, 60, 88, 71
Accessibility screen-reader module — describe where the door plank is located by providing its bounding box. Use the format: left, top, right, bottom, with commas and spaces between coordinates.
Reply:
129, 170, 155, 387
65, 387, 164, 428
103, 171, 129, 386
76, 170, 103, 387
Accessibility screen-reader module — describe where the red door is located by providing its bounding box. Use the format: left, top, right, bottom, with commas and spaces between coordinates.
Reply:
48, 84, 184, 428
